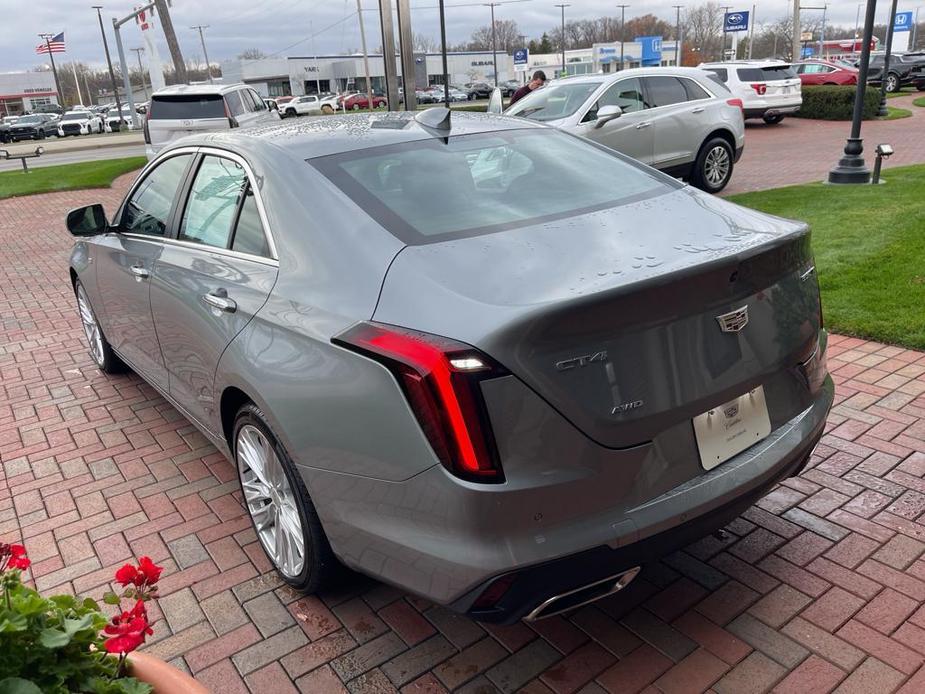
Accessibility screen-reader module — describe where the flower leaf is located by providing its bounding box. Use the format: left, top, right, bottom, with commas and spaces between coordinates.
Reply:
38, 627, 70, 649
102, 592, 122, 606
0, 677, 44, 694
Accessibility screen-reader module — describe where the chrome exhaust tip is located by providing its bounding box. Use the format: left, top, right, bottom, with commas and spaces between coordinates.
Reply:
524, 566, 641, 621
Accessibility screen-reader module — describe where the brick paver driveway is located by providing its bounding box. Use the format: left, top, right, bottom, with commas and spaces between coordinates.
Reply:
724, 93, 925, 195
3, 164, 925, 693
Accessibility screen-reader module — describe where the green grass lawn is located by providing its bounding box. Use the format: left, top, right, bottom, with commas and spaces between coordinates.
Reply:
914, 96, 925, 107
729, 164, 925, 349
0, 157, 146, 200
881, 106, 913, 119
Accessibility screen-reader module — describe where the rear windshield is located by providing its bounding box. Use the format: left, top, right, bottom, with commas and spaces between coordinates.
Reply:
150, 94, 225, 120
505, 81, 603, 121
310, 128, 671, 244
736, 66, 797, 81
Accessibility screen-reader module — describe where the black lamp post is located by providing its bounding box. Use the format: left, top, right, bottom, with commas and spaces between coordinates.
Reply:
877, 0, 899, 116
827, 0, 878, 184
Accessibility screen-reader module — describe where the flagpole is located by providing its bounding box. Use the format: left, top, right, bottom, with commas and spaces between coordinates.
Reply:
39, 34, 64, 108
71, 59, 83, 106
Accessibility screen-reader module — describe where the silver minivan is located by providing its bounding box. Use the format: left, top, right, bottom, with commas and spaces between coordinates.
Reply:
144, 83, 277, 159
505, 67, 746, 193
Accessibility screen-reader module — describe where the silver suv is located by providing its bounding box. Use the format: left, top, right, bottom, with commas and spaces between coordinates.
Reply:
144, 83, 277, 159
505, 67, 746, 193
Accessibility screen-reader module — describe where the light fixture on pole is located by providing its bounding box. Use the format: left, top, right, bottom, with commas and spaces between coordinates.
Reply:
877, 0, 900, 116
554, 4, 570, 79
190, 25, 213, 83
484, 3, 500, 87
828, 0, 878, 184
93, 6, 123, 118
673, 5, 683, 66
131, 47, 148, 100
617, 4, 630, 71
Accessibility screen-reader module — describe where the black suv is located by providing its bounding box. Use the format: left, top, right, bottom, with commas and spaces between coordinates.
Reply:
466, 82, 494, 100
9, 113, 57, 141
866, 53, 925, 92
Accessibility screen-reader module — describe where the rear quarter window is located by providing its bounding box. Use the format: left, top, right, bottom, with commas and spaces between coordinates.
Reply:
704, 68, 728, 82
150, 95, 225, 120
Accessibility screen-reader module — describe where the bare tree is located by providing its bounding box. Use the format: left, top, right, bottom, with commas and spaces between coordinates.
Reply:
466, 19, 521, 53
682, 2, 725, 62
238, 48, 268, 60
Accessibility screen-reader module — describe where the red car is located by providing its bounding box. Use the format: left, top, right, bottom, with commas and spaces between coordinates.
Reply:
340, 93, 388, 110
793, 60, 858, 86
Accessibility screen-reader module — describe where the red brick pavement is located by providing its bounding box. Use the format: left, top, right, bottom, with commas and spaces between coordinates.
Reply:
4, 166, 925, 693
723, 93, 925, 195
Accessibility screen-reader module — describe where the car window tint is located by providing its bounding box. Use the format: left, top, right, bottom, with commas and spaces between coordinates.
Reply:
704, 67, 728, 82
248, 90, 266, 111
122, 154, 193, 236
231, 189, 270, 257
737, 65, 798, 81
505, 81, 603, 121
179, 156, 248, 248
149, 95, 225, 119
645, 76, 688, 108
681, 78, 711, 100
226, 92, 246, 117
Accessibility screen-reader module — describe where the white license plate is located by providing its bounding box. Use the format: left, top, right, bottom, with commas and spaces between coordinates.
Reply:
693, 386, 771, 471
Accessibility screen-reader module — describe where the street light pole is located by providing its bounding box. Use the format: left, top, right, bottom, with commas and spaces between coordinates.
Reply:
555, 4, 570, 78
792, 0, 801, 62
828, 0, 878, 184
721, 5, 731, 61
355, 0, 374, 112
131, 47, 148, 100
617, 5, 630, 71
485, 3, 500, 86
93, 6, 123, 117
878, 0, 899, 116
439, 0, 450, 106
191, 25, 213, 83
673, 5, 683, 66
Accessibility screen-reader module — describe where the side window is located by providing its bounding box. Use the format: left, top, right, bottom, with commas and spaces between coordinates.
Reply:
705, 67, 728, 82
583, 77, 644, 122
179, 156, 248, 248
230, 188, 271, 258
121, 154, 193, 236
644, 76, 688, 108
226, 91, 245, 117
247, 90, 266, 111
681, 78, 711, 101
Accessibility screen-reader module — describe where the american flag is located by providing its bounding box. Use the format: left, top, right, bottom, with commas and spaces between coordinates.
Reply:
36, 32, 66, 54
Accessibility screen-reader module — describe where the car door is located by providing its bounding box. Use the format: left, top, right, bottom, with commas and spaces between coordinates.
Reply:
93, 152, 195, 390
149, 151, 278, 431
641, 75, 703, 171
573, 77, 654, 165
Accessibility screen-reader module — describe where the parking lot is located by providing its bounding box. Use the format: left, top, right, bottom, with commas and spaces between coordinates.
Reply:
4, 127, 925, 692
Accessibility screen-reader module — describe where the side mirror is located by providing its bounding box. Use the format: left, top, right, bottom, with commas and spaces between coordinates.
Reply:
594, 105, 623, 128
487, 87, 504, 115
66, 204, 109, 237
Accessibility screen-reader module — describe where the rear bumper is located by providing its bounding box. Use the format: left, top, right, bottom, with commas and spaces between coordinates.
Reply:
744, 104, 801, 119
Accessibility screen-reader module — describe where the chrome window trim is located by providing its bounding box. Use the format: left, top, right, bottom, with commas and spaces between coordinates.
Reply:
116, 145, 279, 262
119, 232, 279, 268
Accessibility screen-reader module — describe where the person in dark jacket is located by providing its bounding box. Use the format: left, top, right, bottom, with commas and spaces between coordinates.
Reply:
508, 70, 547, 106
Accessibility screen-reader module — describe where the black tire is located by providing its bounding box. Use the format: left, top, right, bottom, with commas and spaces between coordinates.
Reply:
691, 136, 734, 194
285, 108, 297, 118
74, 280, 125, 374
233, 403, 340, 592
763, 114, 785, 125
885, 73, 900, 93
38, 129, 46, 140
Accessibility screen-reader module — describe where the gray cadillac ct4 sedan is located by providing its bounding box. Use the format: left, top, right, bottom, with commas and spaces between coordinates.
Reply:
67, 110, 832, 623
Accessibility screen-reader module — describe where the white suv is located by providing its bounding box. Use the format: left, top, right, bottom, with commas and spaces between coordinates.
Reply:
281, 95, 323, 118
699, 61, 802, 124
143, 83, 277, 159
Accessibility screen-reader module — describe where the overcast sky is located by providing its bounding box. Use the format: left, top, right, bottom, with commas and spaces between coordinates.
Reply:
0, 1, 905, 73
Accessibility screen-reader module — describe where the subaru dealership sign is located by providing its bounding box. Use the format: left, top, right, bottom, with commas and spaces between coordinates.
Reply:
724, 11, 750, 32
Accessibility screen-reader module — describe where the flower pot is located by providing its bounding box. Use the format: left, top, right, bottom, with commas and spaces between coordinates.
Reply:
128, 652, 209, 694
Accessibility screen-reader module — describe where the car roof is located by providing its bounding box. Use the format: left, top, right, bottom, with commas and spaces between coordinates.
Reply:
549, 66, 720, 85
700, 60, 789, 67
152, 83, 249, 97
165, 110, 548, 160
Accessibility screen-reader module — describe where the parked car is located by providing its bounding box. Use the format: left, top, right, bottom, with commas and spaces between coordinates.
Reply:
57, 110, 104, 136
505, 67, 745, 193
9, 113, 57, 140
34, 103, 64, 115
282, 95, 323, 117
275, 95, 295, 106
263, 98, 279, 113
319, 94, 341, 114
143, 83, 276, 159
341, 93, 387, 110
105, 105, 136, 132
415, 89, 439, 104
466, 82, 494, 100
866, 53, 925, 92
66, 109, 831, 624
792, 60, 858, 86
0, 120, 11, 143
699, 60, 802, 124
499, 79, 520, 97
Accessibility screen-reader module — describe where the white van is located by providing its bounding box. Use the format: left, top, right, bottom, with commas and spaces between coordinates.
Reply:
144, 83, 277, 159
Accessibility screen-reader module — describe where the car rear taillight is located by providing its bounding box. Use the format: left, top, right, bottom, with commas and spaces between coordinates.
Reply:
726, 98, 744, 111
224, 99, 239, 128
750, 83, 767, 95
333, 321, 506, 483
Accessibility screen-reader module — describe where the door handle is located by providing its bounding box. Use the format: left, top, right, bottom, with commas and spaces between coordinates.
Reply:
635, 121, 652, 129
691, 107, 705, 113
130, 264, 150, 279
203, 289, 237, 313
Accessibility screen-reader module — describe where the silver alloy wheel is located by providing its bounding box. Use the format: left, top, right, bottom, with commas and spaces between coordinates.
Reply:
887, 74, 899, 93
236, 424, 305, 577
76, 283, 105, 367
704, 145, 731, 188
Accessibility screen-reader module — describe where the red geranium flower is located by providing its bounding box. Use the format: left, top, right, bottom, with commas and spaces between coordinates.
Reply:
103, 602, 152, 654
114, 557, 162, 588
136, 556, 162, 585
114, 563, 138, 587
8, 545, 29, 571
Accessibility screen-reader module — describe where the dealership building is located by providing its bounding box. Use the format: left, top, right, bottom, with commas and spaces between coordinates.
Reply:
220, 51, 515, 97
0, 71, 59, 116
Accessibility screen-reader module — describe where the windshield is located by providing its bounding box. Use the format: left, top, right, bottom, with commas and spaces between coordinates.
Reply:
310, 128, 671, 244
736, 65, 798, 81
62, 113, 88, 121
505, 81, 602, 121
